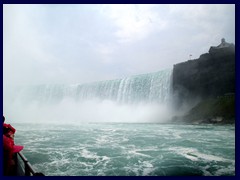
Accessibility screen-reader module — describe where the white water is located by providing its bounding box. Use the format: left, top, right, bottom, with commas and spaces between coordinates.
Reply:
4, 69, 174, 124
14, 123, 235, 176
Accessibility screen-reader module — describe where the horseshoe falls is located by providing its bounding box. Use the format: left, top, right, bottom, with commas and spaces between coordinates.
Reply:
24, 69, 172, 104
5, 68, 235, 176
8, 69, 174, 124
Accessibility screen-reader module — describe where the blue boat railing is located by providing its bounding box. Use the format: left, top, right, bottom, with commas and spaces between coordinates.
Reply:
14, 152, 44, 176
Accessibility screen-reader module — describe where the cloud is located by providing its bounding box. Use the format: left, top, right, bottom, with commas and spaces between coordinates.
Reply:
168, 4, 235, 43
101, 4, 167, 43
95, 43, 116, 64
3, 4, 235, 88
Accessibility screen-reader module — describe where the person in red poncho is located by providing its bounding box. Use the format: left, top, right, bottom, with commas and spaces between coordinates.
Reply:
3, 116, 24, 176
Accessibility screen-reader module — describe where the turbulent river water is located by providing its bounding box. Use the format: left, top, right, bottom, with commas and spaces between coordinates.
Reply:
13, 123, 235, 176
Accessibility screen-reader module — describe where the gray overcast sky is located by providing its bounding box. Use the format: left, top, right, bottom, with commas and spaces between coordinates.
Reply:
3, 4, 235, 87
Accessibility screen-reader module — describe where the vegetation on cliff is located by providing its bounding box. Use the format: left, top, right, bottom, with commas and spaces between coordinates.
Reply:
172, 94, 235, 124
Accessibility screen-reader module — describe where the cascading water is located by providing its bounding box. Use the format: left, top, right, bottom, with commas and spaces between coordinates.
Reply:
5, 69, 173, 123
22, 69, 172, 104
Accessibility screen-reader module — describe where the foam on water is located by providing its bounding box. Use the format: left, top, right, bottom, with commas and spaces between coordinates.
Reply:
14, 123, 235, 176
168, 147, 233, 163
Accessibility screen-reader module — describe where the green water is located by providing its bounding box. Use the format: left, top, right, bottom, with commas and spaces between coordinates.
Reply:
13, 123, 235, 176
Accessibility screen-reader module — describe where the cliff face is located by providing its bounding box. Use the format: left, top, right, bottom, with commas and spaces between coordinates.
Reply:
172, 95, 235, 124
172, 45, 235, 108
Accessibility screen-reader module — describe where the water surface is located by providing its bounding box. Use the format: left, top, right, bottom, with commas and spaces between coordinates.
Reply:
14, 123, 235, 176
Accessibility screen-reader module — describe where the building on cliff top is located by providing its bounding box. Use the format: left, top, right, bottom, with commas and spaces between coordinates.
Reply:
209, 38, 235, 53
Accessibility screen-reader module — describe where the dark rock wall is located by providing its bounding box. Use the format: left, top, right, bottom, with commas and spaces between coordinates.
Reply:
172, 46, 235, 108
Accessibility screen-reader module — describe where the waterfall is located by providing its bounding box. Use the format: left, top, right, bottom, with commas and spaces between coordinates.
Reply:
5, 69, 173, 123
23, 69, 172, 104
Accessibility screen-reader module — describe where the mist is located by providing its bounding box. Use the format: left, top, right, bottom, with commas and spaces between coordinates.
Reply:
5, 97, 174, 124
4, 69, 175, 124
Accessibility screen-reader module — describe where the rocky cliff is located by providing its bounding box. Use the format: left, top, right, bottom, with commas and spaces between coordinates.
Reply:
172, 40, 235, 109
171, 39, 235, 124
